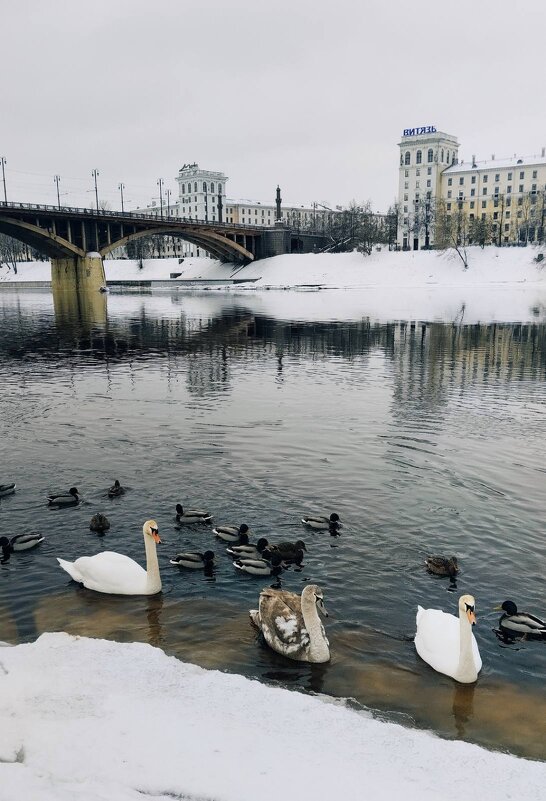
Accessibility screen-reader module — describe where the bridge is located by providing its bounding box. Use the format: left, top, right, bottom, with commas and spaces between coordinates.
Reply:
0, 201, 328, 291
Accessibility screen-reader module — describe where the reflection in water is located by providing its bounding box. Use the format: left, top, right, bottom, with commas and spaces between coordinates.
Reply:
1, 289, 546, 761
52, 283, 108, 328
452, 682, 476, 738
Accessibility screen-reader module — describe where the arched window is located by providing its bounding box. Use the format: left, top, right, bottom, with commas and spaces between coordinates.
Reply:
446, 151, 450, 164
441, 149, 444, 162
404, 151, 410, 165
427, 148, 433, 163
181, 183, 185, 194
416, 150, 422, 165
194, 182, 197, 192
211, 182, 215, 193
203, 181, 207, 192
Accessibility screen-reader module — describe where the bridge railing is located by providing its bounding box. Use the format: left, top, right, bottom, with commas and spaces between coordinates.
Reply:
0, 200, 268, 231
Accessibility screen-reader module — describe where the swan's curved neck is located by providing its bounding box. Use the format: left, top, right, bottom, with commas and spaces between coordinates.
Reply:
143, 534, 162, 594
301, 595, 330, 662
457, 609, 477, 683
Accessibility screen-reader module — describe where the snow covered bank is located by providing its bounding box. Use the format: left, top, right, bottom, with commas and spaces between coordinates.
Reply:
1, 246, 545, 289
0, 634, 544, 801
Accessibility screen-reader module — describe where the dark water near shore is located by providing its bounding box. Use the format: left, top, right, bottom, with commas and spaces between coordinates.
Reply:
0, 286, 545, 760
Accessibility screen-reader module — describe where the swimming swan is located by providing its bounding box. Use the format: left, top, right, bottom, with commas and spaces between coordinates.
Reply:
57, 519, 162, 596
249, 584, 330, 663
415, 594, 482, 683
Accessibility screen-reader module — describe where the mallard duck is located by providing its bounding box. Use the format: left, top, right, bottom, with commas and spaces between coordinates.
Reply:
226, 537, 269, 557
107, 480, 125, 498
414, 594, 482, 683
170, 550, 215, 569
264, 540, 307, 564
249, 584, 330, 663
89, 513, 111, 533
1, 533, 45, 561
57, 519, 161, 596
213, 523, 249, 542
495, 600, 546, 638
425, 555, 459, 578
0, 483, 16, 497
301, 512, 341, 531
234, 553, 283, 576
47, 487, 80, 506
175, 503, 213, 524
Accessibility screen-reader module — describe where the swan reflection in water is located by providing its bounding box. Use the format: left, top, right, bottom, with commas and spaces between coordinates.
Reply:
452, 682, 476, 739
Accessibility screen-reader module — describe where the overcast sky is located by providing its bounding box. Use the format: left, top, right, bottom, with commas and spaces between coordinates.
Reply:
2, 0, 545, 213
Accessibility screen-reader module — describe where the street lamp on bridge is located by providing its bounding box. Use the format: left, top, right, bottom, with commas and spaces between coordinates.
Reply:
92, 169, 100, 211
1, 157, 7, 203
157, 178, 164, 219
118, 182, 125, 213
54, 175, 61, 209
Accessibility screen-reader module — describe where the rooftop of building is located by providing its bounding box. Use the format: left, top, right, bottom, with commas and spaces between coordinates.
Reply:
443, 151, 546, 174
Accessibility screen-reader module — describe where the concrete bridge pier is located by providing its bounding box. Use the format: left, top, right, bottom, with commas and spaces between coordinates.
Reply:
51, 252, 106, 293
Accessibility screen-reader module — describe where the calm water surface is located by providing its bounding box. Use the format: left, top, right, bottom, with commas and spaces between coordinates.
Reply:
0, 286, 545, 760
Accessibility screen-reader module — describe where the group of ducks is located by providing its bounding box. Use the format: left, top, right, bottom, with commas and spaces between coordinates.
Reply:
2, 481, 545, 675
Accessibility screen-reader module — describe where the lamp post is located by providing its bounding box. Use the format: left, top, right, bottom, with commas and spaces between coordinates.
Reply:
157, 178, 164, 219
166, 188, 171, 216
1, 157, 7, 203
118, 182, 125, 213
92, 169, 100, 211
54, 175, 61, 209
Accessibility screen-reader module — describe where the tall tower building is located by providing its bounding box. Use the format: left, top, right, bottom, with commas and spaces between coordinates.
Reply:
397, 127, 459, 249
176, 163, 228, 223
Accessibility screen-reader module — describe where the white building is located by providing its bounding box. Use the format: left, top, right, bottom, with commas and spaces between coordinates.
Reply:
397, 126, 546, 248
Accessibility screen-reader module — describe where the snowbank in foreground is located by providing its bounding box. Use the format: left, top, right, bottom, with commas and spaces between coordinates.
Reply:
1, 246, 545, 288
0, 634, 544, 801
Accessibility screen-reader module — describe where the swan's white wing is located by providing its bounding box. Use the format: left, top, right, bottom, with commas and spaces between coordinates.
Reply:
415, 608, 460, 679
69, 551, 147, 595
258, 590, 309, 657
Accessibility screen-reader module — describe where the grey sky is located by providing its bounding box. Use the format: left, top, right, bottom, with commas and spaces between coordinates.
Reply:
2, 0, 545, 213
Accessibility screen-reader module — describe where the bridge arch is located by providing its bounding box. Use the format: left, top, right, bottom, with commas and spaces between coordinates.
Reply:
0, 215, 84, 259
100, 226, 254, 263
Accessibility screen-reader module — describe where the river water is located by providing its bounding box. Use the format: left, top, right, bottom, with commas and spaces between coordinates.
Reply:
0, 285, 545, 760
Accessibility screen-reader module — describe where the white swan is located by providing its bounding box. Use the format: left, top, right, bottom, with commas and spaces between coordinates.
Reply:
250, 584, 330, 663
57, 520, 162, 596
414, 594, 482, 683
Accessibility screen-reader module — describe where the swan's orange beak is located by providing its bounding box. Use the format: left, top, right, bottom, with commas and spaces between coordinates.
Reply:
151, 530, 161, 543
467, 609, 476, 626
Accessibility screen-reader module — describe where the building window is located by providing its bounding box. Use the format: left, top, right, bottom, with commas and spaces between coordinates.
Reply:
494, 186, 499, 195
519, 171, 524, 180
404, 152, 410, 165
482, 188, 487, 195
416, 168, 421, 176
495, 174, 500, 182
493, 212, 498, 220
404, 194, 408, 201
505, 224, 510, 231
532, 170, 537, 179
519, 184, 524, 193
470, 188, 475, 196
507, 172, 512, 180
531, 183, 537, 193
469, 213, 475, 220
426, 180, 431, 187
471, 175, 476, 184
203, 182, 207, 192
403, 205, 408, 212
506, 197, 511, 206
483, 175, 488, 183
447, 190, 452, 198
459, 177, 464, 185
416, 181, 420, 188
470, 201, 475, 209
482, 213, 486, 220
518, 197, 523, 206
427, 148, 433, 163
441, 148, 444, 161
194, 182, 197, 192
181, 183, 185, 194
517, 210, 522, 219
404, 181, 409, 189
506, 211, 510, 218
447, 203, 452, 211
416, 150, 422, 164
507, 185, 512, 193
458, 191, 464, 199
211, 182, 215, 193
447, 151, 450, 162
494, 199, 499, 207
404, 169, 409, 177
427, 167, 432, 175
482, 201, 486, 209
448, 178, 452, 186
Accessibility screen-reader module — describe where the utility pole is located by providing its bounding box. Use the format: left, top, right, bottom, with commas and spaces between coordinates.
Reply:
166, 188, 171, 216
118, 182, 125, 212
54, 175, 61, 209
92, 169, 100, 211
157, 178, 164, 218
1, 157, 7, 203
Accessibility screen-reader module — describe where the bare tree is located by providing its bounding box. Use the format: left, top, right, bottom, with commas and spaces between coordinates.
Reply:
0, 233, 29, 274
434, 199, 469, 268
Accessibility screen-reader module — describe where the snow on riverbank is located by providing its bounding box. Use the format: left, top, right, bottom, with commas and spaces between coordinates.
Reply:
1, 245, 545, 289
0, 633, 544, 801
